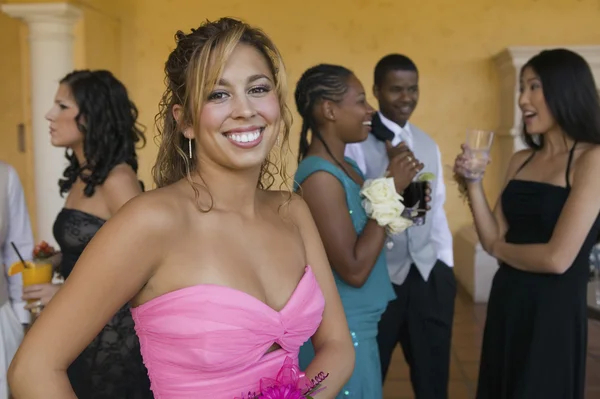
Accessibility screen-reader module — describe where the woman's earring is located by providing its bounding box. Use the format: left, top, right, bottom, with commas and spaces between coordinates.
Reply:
188, 138, 193, 159
276, 135, 280, 146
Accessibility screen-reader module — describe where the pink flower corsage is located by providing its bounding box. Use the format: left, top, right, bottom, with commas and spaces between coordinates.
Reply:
235, 357, 329, 399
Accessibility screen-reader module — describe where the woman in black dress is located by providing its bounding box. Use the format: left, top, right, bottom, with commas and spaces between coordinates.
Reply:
21, 70, 153, 398
454, 48, 600, 399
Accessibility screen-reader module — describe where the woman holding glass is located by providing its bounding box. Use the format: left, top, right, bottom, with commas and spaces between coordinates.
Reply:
454, 48, 600, 399
19, 69, 152, 398
293, 64, 421, 398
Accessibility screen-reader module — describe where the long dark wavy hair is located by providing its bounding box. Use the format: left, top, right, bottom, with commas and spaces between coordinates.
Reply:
58, 70, 146, 197
521, 49, 600, 149
294, 63, 353, 173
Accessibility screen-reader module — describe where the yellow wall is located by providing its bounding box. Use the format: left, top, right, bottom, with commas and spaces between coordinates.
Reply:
0, 9, 33, 216
73, 0, 124, 74
0, 0, 123, 237
2, 0, 600, 237
0, 12, 23, 168
121, 0, 600, 233
0, 0, 76, 215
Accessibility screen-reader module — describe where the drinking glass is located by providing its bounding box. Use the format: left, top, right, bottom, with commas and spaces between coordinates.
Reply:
463, 129, 494, 180
403, 181, 428, 226
21, 261, 53, 315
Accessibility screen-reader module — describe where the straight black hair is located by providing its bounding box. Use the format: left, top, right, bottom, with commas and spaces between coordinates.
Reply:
520, 48, 600, 149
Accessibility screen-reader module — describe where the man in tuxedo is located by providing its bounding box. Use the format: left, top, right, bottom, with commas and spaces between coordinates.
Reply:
345, 54, 456, 399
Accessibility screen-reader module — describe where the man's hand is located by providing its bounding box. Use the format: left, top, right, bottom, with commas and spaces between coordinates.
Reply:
425, 183, 432, 210
386, 141, 424, 193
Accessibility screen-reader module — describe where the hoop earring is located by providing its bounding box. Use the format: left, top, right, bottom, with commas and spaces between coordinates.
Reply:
188, 138, 193, 159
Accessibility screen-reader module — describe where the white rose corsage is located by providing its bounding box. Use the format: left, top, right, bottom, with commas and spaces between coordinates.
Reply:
360, 177, 413, 236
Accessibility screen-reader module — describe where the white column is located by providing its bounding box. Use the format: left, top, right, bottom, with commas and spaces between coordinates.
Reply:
1, 3, 81, 246
454, 45, 600, 303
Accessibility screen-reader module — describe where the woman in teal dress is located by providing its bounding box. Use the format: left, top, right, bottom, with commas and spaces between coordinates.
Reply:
293, 64, 419, 398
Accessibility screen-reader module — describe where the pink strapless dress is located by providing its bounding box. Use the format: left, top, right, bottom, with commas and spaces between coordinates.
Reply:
131, 265, 325, 399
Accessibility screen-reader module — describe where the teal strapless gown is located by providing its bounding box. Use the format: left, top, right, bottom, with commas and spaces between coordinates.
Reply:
294, 156, 396, 399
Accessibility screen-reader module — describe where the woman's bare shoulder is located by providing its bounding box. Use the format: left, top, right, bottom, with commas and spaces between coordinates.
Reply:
263, 190, 312, 226
107, 181, 191, 235
577, 142, 600, 159
508, 148, 534, 168
501, 148, 535, 181
572, 143, 600, 181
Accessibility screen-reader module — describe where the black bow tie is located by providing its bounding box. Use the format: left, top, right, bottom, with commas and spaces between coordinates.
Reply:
370, 113, 395, 142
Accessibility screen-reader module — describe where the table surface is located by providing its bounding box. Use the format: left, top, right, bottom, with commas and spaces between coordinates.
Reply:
588, 281, 600, 320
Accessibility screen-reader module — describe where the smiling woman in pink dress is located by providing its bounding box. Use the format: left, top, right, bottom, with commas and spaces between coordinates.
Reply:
8, 18, 354, 399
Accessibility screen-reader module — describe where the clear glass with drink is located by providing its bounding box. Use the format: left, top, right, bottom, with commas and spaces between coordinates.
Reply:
464, 129, 494, 180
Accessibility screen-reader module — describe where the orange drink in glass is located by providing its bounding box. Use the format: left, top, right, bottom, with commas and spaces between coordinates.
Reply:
8, 260, 53, 314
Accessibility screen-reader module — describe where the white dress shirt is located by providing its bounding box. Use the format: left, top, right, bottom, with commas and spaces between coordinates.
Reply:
345, 112, 454, 268
0, 163, 34, 324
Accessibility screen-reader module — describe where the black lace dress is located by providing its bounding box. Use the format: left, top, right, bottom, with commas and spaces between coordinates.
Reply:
53, 208, 153, 399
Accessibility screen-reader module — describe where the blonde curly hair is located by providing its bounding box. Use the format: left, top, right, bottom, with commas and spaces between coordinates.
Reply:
152, 17, 293, 209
